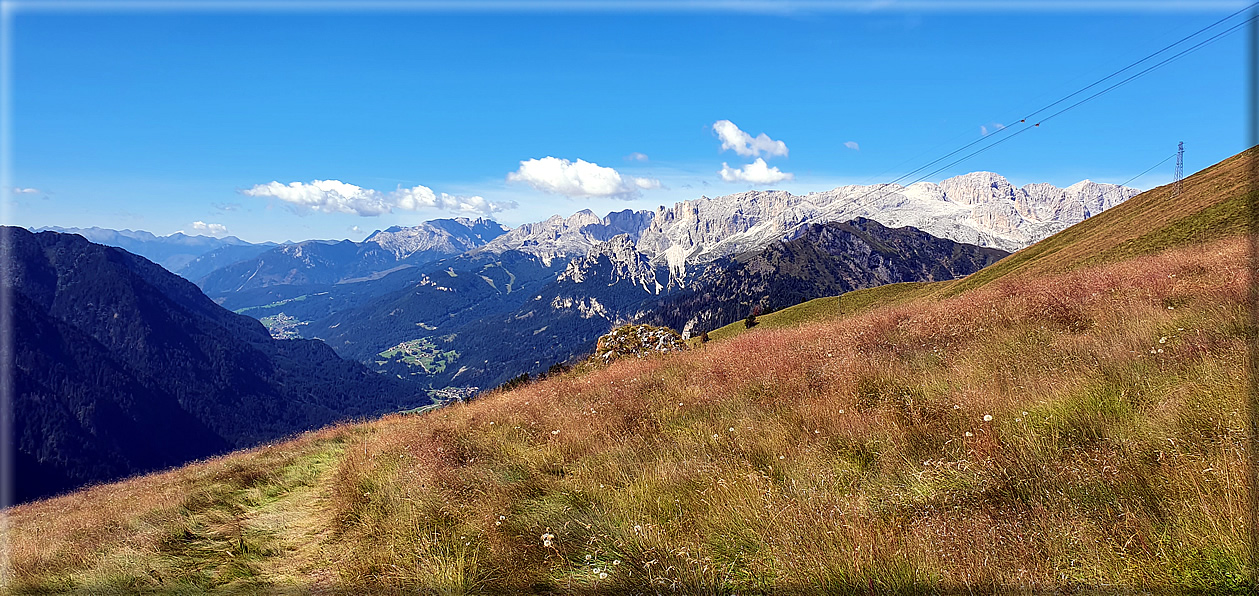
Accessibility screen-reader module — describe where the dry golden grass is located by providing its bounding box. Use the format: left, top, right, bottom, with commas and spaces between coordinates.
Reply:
8, 233, 1250, 593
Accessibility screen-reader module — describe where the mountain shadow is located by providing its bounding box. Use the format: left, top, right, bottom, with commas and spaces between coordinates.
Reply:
6, 227, 430, 504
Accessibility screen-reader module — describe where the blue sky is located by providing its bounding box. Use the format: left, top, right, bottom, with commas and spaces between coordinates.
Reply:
5, 2, 1252, 243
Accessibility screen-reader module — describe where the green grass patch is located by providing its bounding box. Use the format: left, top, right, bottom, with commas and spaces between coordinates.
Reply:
375, 338, 459, 374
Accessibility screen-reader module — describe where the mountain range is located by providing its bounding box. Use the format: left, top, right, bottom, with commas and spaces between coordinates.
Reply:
8, 146, 1250, 593
197, 217, 507, 295
178, 171, 1131, 391
185, 172, 1133, 306
476, 171, 1136, 270
32, 226, 275, 275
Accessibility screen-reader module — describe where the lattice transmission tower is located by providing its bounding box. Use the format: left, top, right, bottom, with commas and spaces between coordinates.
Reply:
1173, 141, 1184, 197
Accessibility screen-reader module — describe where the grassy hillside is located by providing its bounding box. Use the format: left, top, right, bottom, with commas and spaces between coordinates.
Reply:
6, 148, 1255, 593
705, 146, 1256, 344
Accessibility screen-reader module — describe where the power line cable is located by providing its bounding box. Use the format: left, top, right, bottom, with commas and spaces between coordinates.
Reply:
1117, 153, 1178, 189
872, 3, 1257, 192
774, 6, 1256, 243
907, 12, 1257, 188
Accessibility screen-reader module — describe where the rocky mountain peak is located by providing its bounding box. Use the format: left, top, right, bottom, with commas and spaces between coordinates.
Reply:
558, 234, 662, 294
365, 218, 507, 260
939, 171, 1019, 206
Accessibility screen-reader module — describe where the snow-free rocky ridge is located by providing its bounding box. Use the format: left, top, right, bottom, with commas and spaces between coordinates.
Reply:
480, 172, 1138, 278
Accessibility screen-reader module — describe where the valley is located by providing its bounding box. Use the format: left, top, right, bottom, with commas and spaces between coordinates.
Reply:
107, 172, 1134, 393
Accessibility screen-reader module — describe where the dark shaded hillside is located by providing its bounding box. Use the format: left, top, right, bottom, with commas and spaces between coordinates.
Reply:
297, 220, 1007, 391
176, 242, 278, 281
304, 250, 568, 384
418, 238, 668, 388
645, 218, 1009, 335
5, 228, 430, 504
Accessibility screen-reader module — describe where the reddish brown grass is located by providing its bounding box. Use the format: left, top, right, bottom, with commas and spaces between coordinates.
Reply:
6, 235, 1252, 593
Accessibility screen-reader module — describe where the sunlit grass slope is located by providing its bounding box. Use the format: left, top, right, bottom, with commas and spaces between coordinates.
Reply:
9, 231, 1252, 593
706, 146, 1256, 344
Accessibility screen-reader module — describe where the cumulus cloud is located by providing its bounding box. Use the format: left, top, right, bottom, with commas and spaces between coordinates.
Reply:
241, 179, 515, 217
719, 158, 794, 185
712, 120, 789, 158
625, 152, 649, 162
507, 157, 661, 200
190, 221, 229, 237
844, 141, 860, 150
12, 187, 40, 194
242, 180, 391, 216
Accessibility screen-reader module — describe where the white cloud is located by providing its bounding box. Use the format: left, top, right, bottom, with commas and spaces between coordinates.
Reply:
507, 156, 661, 200
712, 120, 789, 158
241, 179, 515, 217
190, 221, 229, 237
243, 180, 390, 215
434, 192, 518, 214
12, 187, 40, 194
844, 141, 860, 150
625, 152, 649, 162
719, 158, 794, 185
980, 122, 1006, 136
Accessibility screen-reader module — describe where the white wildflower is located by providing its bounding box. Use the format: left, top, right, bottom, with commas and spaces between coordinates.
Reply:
964, 431, 973, 437
551, 429, 560, 435
983, 414, 993, 422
